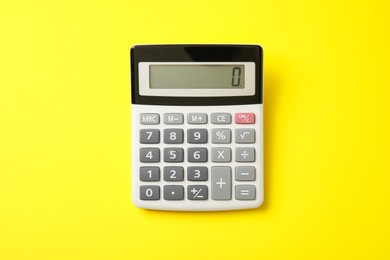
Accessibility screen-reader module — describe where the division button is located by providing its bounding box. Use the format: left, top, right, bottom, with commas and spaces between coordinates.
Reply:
140, 185, 160, 200
188, 185, 208, 200
211, 167, 232, 200
163, 185, 184, 200
235, 185, 256, 200
211, 113, 231, 124
187, 113, 207, 124
235, 147, 255, 162
140, 113, 160, 125
163, 113, 184, 125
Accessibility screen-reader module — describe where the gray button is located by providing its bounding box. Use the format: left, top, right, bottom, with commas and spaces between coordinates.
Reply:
163, 148, 184, 162
140, 166, 160, 181
235, 185, 256, 200
140, 113, 159, 125
211, 147, 231, 162
140, 129, 160, 144
187, 148, 207, 162
187, 166, 208, 181
163, 185, 184, 200
211, 167, 232, 200
188, 185, 208, 200
235, 166, 256, 181
163, 113, 184, 124
235, 147, 255, 162
211, 129, 231, 144
211, 113, 231, 124
163, 166, 184, 181
187, 129, 208, 143
187, 113, 207, 124
164, 129, 184, 144
140, 185, 160, 200
140, 148, 160, 163
235, 129, 255, 143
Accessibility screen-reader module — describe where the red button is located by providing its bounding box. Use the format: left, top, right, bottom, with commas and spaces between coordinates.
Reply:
235, 113, 255, 124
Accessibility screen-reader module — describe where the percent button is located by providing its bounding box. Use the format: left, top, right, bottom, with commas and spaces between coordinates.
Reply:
211, 129, 231, 144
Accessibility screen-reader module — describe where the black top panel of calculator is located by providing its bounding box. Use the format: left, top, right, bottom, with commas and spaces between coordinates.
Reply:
131, 45, 263, 106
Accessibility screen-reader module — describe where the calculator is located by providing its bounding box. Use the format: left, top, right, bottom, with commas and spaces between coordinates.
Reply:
131, 44, 263, 211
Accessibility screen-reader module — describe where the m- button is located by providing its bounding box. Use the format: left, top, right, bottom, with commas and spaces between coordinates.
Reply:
211, 113, 231, 124
140, 113, 160, 125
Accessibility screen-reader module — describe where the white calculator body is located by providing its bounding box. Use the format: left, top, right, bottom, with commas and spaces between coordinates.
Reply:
131, 44, 263, 211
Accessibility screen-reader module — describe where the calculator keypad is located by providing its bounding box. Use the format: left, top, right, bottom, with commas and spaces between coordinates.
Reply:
134, 108, 262, 210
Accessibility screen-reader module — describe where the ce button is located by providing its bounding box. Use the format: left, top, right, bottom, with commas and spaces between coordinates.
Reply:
211, 113, 232, 124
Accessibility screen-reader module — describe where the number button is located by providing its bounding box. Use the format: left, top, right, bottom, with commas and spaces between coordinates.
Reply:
163, 166, 184, 181
140, 185, 160, 200
140, 148, 160, 163
140, 166, 160, 181
187, 148, 207, 163
187, 129, 208, 144
164, 129, 184, 144
140, 129, 160, 144
163, 148, 184, 162
187, 166, 208, 181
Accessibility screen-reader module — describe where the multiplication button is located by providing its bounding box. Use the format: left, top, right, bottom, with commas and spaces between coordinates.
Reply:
211, 147, 231, 162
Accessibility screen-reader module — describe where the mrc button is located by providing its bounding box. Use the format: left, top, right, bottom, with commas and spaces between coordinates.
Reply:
140, 113, 160, 125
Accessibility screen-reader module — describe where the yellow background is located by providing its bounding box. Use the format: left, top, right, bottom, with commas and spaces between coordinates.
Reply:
1, 0, 389, 259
